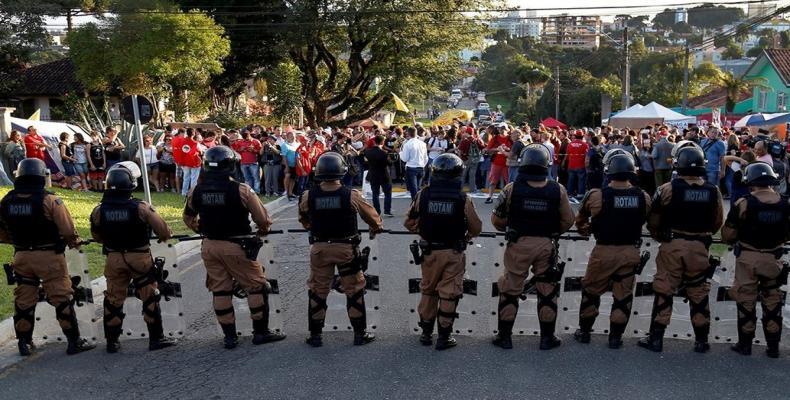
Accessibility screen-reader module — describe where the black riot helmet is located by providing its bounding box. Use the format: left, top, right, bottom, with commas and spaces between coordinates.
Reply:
674, 145, 706, 176
105, 161, 141, 191
602, 148, 631, 167
670, 140, 700, 159
605, 153, 637, 180
314, 152, 347, 181
203, 146, 237, 174
14, 158, 48, 190
743, 161, 779, 187
518, 143, 550, 181
431, 153, 464, 180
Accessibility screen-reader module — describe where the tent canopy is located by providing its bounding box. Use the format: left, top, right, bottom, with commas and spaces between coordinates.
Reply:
608, 102, 695, 129
433, 109, 473, 126
540, 117, 567, 129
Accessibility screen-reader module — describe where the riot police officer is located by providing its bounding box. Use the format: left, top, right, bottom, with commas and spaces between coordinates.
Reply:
491, 144, 574, 350
90, 162, 176, 353
573, 151, 651, 349
404, 153, 482, 350
640, 144, 724, 353
0, 158, 95, 356
183, 146, 285, 349
298, 152, 384, 347
722, 162, 789, 358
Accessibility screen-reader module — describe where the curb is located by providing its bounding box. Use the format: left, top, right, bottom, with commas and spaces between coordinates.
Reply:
0, 196, 292, 346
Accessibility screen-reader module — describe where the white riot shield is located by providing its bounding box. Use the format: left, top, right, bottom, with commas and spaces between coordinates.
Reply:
32, 248, 100, 344
227, 236, 285, 336
488, 237, 543, 337
121, 240, 185, 340
409, 239, 486, 336
324, 237, 382, 333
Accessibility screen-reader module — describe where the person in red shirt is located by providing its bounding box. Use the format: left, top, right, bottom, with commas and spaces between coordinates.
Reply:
23, 126, 50, 161
566, 130, 589, 197
174, 128, 202, 196
232, 130, 263, 194
484, 125, 513, 203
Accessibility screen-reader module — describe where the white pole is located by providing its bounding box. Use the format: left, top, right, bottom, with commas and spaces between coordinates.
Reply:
131, 95, 152, 205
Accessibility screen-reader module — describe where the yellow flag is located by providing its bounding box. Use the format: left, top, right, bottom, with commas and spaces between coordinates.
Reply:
29, 109, 41, 121
391, 93, 409, 113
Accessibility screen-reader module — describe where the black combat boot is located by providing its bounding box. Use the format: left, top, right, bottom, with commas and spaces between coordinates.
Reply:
104, 322, 123, 354
305, 318, 324, 347
16, 332, 35, 357
220, 323, 238, 349
539, 321, 561, 350
608, 323, 627, 349
492, 319, 514, 349
573, 316, 595, 344
435, 325, 457, 350
147, 321, 177, 351
765, 331, 781, 359
64, 327, 96, 355
693, 326, 710, 353
252, 316, 286, 345
418, 319, 435, 346
350, 316, 375, 346
637, 324, 665, 352
730, 331, 753, 356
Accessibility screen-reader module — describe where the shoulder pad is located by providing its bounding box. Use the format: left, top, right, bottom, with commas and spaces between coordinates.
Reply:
54, 197, 63, 205
580, 189, 598, 205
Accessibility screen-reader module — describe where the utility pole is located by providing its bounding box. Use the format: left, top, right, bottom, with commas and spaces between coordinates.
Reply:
682, 40, 690, 113
622, 26, 630, 109
555, 65, 560, 120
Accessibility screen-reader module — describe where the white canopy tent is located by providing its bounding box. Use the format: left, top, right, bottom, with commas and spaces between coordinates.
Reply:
608, 102, 696, 129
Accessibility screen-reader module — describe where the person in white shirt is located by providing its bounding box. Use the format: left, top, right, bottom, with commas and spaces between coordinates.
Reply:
424, 129, 448, 185
399, 127, 429, 200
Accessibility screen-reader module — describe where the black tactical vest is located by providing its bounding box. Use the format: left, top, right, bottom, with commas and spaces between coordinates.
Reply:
508, 176, 561, 237
191, 178, 251, 239
418, 179, 467, 245
667, 179, 719, 233
0, 189, 64, 250
308, 185, 358, 240
739, 194, 789, 250
98, 195, 150, 251
591, 186, 646, 245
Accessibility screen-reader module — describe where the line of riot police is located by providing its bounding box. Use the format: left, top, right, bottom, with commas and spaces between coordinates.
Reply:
1, 141, 786, 359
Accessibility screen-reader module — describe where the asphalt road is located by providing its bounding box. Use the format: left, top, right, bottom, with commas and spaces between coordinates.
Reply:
0, 197, 788, 400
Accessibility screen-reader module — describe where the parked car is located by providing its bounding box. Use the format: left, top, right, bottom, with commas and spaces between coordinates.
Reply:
477, 102, 490, 110
476, 92, 486, 102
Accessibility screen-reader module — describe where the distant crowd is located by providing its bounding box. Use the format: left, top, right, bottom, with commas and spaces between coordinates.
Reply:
3, 120, 787, 215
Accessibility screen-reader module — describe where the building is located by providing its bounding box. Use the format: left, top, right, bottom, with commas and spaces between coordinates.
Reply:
748, 0, 778, 18
489, 10, 541, 39
743, 48, 790, 113
0, 59, 85, 121
674, 8, 688, 24
541, 15, 601, 49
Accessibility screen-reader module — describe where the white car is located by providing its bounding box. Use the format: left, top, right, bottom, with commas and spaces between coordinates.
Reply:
477, 92, 486, 102
478, 102, 490, 110
451, 89, 463, 98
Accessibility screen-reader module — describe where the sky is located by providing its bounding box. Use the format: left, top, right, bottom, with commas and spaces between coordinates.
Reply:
508, 0, 763, 18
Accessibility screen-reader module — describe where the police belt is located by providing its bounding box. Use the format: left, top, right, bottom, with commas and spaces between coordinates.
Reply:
14, 243, 65, 253
103, 247, 150, 254
310, 235, 361, 245
670, 232, 712, 247
421, 240, 467, 252
737, 243, 785, 259
594, 238, 642, 247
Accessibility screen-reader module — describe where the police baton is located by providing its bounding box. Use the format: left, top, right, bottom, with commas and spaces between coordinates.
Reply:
173, 231, 285, 242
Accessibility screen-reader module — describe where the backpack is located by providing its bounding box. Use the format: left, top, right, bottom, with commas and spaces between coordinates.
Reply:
468, 140, 481, 160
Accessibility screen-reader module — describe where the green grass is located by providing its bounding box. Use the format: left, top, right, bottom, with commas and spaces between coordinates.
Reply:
0, 188, 278, 319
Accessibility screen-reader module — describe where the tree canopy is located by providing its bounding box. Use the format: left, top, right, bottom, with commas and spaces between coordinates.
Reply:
0, 1, 51, 95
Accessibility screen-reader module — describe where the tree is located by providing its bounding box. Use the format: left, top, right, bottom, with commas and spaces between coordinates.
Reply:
282, 0, 489, 126
716, 70, 768, 113
687, 4, 744, 30
0, 1, 50, 96
652, 9, 675, 30
265, 61, 303, 122
722, 41, 744, 60
781, 31, 790, 48
34, 0, 111, 32
176, 0, 287, 110
69, 2, 230, 119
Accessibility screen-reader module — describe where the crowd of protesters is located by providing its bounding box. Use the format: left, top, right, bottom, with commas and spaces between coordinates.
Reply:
4, 120, 789, 217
